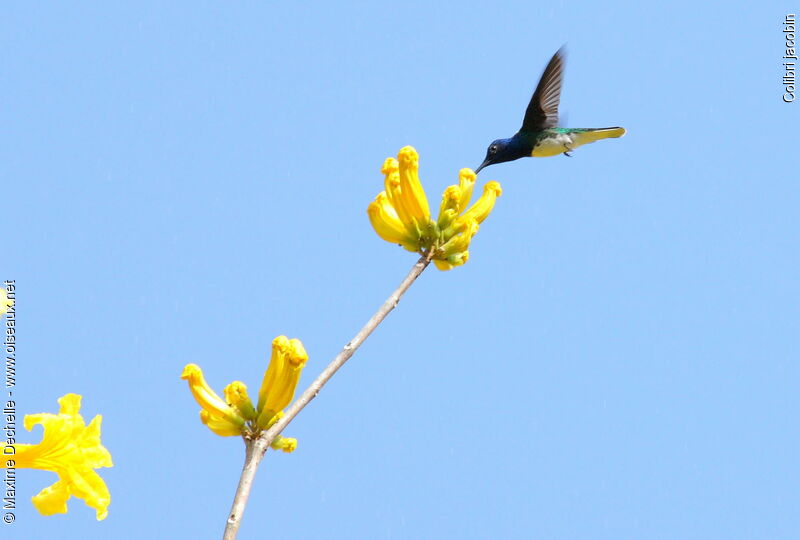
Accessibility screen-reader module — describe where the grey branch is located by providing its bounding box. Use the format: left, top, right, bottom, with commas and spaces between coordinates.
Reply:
222, 254, 432, 539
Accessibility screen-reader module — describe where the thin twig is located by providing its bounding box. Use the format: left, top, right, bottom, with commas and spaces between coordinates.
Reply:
223, 253, 432, 539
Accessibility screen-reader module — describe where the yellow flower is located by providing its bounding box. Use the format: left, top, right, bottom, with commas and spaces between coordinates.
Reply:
367, 147, 502, 270
256, 336, 308, 430
181, 364, 246, 436
270, 435, 297, 453
182, 336, 308, 452
224, 381, 257, 421
0, 288, 13, 316
1, 394, 113, 520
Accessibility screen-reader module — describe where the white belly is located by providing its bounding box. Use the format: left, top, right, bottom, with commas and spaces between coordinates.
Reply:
531, 133, 574, 157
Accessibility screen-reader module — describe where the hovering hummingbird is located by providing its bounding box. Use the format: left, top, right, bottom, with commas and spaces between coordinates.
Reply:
475, 48, 625, 173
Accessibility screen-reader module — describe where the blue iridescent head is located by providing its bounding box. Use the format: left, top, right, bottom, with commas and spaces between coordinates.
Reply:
475, 136, 528, 173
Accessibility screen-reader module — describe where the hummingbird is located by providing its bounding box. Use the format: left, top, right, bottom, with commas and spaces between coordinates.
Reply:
475, 48, 625, 173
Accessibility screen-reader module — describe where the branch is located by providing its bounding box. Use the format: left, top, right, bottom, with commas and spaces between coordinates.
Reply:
223, 253, 432, 539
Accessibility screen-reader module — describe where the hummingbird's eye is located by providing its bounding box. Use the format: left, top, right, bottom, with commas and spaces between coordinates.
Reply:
490, 145, 497, 154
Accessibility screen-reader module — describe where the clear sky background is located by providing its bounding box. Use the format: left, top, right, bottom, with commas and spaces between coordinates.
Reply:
3, 2, 798, 539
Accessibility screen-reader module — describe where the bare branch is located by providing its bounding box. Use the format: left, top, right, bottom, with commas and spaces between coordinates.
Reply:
223, 254, 432, 539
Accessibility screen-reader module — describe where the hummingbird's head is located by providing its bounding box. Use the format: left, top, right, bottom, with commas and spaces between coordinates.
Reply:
475, 138, 522, 173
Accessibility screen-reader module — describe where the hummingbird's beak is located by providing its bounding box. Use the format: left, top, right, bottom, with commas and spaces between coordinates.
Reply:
475, 159, 490, 174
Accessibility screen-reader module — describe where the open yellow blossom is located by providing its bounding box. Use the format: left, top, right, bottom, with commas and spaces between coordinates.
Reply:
2, 394, 112, 520
182, 335, 308, 453
367, 146, 502, 270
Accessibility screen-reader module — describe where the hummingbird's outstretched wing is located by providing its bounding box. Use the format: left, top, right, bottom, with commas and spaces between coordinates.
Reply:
521, 48, 565, 131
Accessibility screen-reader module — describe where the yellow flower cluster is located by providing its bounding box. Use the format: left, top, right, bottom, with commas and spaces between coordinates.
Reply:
368, 146, 502, 270
2, 394, 113, 520
181, 336, 308, 452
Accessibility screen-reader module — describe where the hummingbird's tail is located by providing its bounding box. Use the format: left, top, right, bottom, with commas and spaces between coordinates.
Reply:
572, 127, 626, 145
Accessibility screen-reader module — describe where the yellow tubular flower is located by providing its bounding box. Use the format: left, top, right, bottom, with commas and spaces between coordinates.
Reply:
181, 364, 245, 435
447, 251, 470, 268
367, 147, 502, 270
200, 410, 246, 437
397, 146, 431, 223
382, 158, 414, 233
256, 337, 309, 429
432, 250, 470, 271
224, 381, 257, 421
456, 168, 476, 213
256, 336, 288, 412
437, 185, 461, 230
368, 192, 417, 250
439, 218, 480, 260
182, 336, 308, 451
2, 394, 113, 520
460, 181, 502, 225
386, 173, 426, 241
270, 436, 298, 453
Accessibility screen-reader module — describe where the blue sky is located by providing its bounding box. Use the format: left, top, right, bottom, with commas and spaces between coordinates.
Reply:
3, 2, 798, 538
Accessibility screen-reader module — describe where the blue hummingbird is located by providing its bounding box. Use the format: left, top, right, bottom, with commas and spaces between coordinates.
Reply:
476, 48, 625, 173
